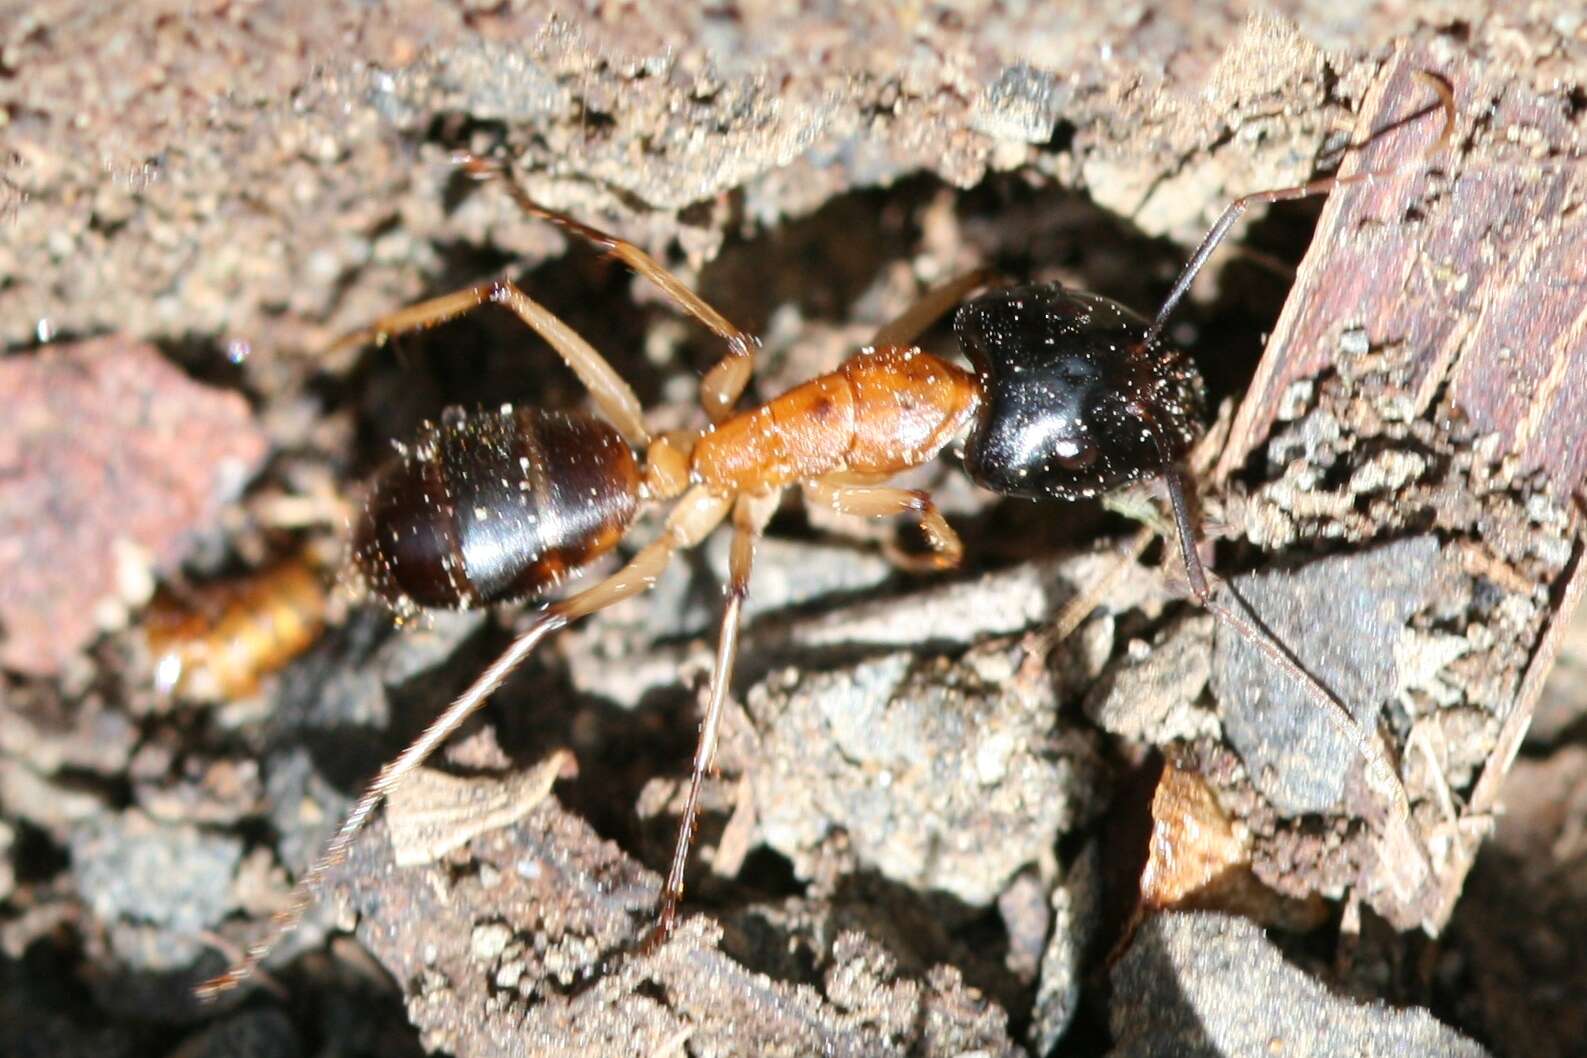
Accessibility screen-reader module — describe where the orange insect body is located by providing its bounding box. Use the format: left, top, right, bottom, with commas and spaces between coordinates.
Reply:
146, 559, 327, 701
691, 347, 981, 492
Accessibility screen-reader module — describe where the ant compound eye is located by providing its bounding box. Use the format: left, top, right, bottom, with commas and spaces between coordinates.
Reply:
955, 282, 1206, 501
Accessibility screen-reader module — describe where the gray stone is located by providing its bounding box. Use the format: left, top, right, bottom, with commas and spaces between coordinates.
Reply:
1214, 536, 1447, 815
70, 811, 241, 935
1109, 912, 1490, 1058
747, 638, 1101, 905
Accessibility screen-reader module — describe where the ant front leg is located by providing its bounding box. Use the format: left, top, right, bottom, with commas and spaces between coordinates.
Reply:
1153, 453, 1417, 860
649, 488, 781, 948
804, 473, 963, 572
459, 156, 761, 424
197, 486, 731, 999
331, 278, 651, 449
870, 268, 999, 351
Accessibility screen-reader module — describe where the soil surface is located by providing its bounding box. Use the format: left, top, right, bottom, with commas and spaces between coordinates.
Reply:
3, 4, 1585, 1057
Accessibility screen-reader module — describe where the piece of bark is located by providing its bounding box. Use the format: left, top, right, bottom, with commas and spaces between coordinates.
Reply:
1210, 43, 1587, 932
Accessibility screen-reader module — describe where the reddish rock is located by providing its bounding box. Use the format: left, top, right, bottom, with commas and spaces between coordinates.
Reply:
0, 336, 268, 674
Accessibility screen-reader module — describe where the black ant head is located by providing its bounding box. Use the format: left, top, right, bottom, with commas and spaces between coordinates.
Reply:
954, 283, 1206, 501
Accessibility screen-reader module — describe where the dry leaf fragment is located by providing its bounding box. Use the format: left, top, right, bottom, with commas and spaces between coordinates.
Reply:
1140, 763, 1327, 930
386, 751, 576, 867
1140, 764, 1250, 910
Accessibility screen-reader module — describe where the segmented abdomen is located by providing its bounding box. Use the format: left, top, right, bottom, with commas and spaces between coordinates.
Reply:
353, 407, 640, 614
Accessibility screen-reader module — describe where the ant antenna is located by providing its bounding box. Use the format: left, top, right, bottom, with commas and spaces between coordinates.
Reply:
1147, 70, 1455, 344
1148, 72, 1456, 866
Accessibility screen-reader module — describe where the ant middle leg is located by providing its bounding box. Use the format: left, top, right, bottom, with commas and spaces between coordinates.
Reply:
803, 473, 963, 572
459, 155, 761, 423
197, 486, 732, 998
649, 487, 781, 946
331, 278, 651, 448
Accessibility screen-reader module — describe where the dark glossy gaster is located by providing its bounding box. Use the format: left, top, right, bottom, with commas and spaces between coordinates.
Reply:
353, 407, 640, 615
956, 284, 1205, 501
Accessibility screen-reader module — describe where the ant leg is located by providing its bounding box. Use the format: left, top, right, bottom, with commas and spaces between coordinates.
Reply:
1033, 525, 1157, 656
1134, 76, 1453, 869
1146, 70, 1454, 342
198, 486, 732, 999
649, 488, 781, 946
697, 345, 757, 425
332, 279, 650, 448
870, 268, 998, 350
458, 156, 760, 424
1157, 466, 1418, 849
803, 474, 963, 572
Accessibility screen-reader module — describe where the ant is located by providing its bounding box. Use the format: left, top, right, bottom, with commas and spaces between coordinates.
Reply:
197, 72, 1456, 999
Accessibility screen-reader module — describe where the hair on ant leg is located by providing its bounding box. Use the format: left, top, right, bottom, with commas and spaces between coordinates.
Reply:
196, 71, 1457, 999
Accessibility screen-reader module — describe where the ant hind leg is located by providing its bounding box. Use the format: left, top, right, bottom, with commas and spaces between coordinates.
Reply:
648, 488, 781, 947
332, 278, 651, 449
197, 486, 732, 999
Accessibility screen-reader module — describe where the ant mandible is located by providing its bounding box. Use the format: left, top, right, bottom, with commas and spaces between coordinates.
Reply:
198, 72, 1456, 998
